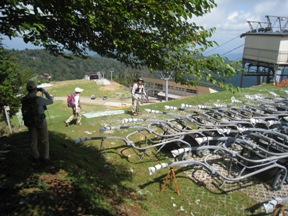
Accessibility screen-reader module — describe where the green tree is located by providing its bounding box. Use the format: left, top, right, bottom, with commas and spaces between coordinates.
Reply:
0, 40, 32, 119
0, 0, 240, 89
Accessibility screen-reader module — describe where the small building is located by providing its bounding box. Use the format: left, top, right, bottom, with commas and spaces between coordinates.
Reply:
240, 15, 288, 86
87, 71, 103, 80
142, 77, 216, 100
243, 32, 288, 66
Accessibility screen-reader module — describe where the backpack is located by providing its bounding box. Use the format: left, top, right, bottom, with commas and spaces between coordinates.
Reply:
21, 96, 45, 128
67, 94, 76, 108
134, 85, 143, 94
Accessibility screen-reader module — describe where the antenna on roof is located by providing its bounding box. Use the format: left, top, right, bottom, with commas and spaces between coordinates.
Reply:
246, 21, 270, 33
265, 15, 288, 32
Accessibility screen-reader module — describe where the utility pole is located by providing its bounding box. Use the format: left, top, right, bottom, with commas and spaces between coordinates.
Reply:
160, 72, 172, 102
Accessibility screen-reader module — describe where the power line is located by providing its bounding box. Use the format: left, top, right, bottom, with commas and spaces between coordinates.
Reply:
204, 35, 241, 55
221, 44, 244, 56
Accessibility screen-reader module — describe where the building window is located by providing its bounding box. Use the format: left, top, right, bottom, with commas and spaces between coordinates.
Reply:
155, 83, 163, 89
186, 89, 197, 94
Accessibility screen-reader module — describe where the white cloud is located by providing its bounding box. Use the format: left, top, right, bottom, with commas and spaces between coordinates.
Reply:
254, 1, 288, 16
227, 12, 239, 22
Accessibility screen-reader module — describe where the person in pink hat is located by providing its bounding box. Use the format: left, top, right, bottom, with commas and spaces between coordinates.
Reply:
65, 87, 83, 126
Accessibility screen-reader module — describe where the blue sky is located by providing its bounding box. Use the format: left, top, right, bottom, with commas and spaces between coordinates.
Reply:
2, 0, 288, 59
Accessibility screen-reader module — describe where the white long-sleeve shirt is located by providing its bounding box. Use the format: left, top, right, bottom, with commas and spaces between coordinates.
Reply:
74, 93, 81, 112
131, 83, 146, 99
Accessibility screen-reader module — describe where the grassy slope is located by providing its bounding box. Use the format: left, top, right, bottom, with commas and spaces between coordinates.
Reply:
1, 81, 287, 215
47, 79, 130, 98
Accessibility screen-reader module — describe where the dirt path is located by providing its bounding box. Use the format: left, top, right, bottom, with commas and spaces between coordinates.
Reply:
54, 96, 132, 107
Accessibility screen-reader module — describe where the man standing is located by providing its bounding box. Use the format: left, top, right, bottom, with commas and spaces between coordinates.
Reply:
131, 78, 147, 116
274, 68, 282, 86
65, 87, 83, 126
21, 80, 53, 164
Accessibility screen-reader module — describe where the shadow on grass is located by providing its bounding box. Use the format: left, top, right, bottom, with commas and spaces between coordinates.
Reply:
0, 131, 139, 216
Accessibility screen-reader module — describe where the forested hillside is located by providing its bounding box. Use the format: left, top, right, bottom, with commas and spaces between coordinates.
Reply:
7, 49, 155, 86
7, 49, 231, 90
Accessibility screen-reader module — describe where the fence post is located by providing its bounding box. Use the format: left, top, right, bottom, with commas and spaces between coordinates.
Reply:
4, 106, 12, 134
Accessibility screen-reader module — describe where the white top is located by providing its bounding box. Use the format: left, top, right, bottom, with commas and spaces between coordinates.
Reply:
74, 93, 80, 111
131, 83, 146, 98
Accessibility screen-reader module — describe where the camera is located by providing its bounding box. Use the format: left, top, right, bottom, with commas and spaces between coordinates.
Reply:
37, 88, 42, 92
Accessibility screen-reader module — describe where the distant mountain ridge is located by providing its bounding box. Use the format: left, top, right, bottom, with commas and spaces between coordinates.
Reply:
7, 49, 127, 81
8, 49, 254, 88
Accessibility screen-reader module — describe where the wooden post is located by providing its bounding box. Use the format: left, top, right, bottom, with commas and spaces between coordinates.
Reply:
4, 106, 12, 134
273, 204, 286, 216
161, 166, 180, 196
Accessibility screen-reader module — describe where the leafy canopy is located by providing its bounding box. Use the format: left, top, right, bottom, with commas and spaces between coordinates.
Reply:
0, 0, 240, 89
0, 40, 32, 117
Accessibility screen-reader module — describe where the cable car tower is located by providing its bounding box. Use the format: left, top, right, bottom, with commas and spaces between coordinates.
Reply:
240, 15, 288, 87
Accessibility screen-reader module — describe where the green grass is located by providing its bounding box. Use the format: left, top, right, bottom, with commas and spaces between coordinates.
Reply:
46, 79, 130, 98
2, 82, 287, 215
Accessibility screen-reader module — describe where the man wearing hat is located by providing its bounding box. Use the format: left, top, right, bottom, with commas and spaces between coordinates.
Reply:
21, 80, 53, 164
131, 78, 147, 116
65, 87, 83, 126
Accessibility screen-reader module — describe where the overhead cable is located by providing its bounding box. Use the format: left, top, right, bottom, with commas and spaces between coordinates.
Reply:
204, 35, 241, 55
221, 44, 244, 56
